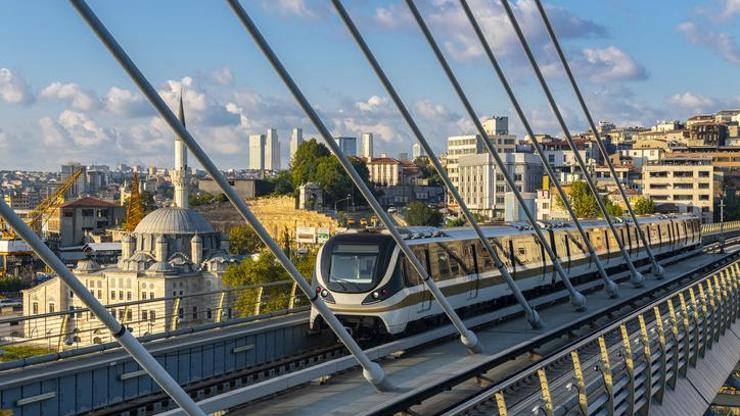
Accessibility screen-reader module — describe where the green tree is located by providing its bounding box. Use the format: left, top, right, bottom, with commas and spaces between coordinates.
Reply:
222, 248, 317, 316
404, 202, 443, 226
414, 156, 442, 186
633, 196, 656, 215
227, 225, 262, 255
445, 216, 466, 227
267, 170, 294, 195
556, 181, 622, 219
291, 138, 331, 187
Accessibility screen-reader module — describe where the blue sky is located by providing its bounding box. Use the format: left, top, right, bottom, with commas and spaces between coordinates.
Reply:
0, 0, 738, 170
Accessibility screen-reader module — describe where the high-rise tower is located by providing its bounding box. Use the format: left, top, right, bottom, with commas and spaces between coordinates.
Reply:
172, 92, 190, 209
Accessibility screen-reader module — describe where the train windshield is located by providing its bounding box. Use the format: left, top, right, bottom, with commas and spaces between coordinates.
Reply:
328, 244, 380, 292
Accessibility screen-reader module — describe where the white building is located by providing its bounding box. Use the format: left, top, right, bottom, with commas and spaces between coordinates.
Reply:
265, 128, 280, 171
620, 148, 663, 168
457, 152, 543, 218
249, 134, 265, 170
642, 157, 715, 223
289, 128, 303, 163
412, 143, 424, 159
361, 132, 373, 159
482, 115, 517, 153
446, 134, 485, 189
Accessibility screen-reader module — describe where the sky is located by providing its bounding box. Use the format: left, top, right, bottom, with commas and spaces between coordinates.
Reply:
0, 0, 739, 171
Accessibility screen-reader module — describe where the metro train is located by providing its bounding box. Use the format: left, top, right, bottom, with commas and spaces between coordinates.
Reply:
309, 215, 702, 336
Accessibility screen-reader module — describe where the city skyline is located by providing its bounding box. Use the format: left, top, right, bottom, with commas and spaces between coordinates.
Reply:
0, 0, 739, 170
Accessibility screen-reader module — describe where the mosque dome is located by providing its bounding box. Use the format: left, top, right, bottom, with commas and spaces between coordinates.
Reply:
134, 207, 215, 235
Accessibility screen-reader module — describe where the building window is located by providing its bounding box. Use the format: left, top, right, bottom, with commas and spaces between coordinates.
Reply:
141, 292, 146, 300
97, 290, 102, 299
178, 308, 184, 320
207, 308, 212, 319
126, 292, 132, 301
32, 302, 39, 314
118, 291, 123, 300
69, 290, 74, 298
111, 291, 116, 300
81, 209, 94, 217
698, 171, 710, 178
150, 311, 156, 322
48, 303, 55, 313
150, 292, 155, 299
142, 310, 148, 321
192, 306, 198, 320
126, 310, 132, 322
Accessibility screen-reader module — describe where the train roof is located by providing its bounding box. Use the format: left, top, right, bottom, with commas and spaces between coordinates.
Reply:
340, 214, 698, 246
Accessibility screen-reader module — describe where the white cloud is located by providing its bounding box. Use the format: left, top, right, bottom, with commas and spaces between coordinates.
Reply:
668, 92, 717, 112
40, 82, 97, 111
421, 0, 607, 62
720, 0, 740, 19
678, 22, 740, 65
262, 0, 322, 19
415, 99, 453, 120
355, 95, 391, 113
158, 76, 240, 126
104, 87, 153, 118
208, 66, 234, 86
57, 110, 113, 147
579, 47, 648, 82
374, 4, 413, 29
0, 67, 33, 104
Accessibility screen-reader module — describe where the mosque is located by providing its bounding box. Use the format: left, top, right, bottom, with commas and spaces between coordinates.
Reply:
22, 97, 237, 346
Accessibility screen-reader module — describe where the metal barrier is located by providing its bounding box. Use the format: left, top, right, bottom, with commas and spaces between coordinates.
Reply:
702, 220, 740, 235
445, 258, 740, 416
0, 280, 305, 363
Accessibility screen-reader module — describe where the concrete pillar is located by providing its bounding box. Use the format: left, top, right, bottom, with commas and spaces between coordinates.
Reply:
155, 235, 167, 262
191, 234, 202, 265
121, 233, 134, 260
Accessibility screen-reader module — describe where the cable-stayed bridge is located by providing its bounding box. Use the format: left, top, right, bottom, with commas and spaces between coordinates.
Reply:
0, 1, 738, 415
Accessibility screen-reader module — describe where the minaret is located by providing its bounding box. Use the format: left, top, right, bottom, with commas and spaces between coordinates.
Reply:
172, 92, 190, 209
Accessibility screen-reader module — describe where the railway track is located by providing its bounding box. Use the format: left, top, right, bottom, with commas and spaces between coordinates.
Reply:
442, 249, 740, 416
104, 242, 738, 416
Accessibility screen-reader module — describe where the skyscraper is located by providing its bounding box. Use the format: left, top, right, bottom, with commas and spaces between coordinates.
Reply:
335, 136, 357, 156
412, 143, 425, 159
265, 128, 280, 171
172, 93, 190, 209
361, 132, 373, 159
249, 134, 266, 170
289, 128, 303, 163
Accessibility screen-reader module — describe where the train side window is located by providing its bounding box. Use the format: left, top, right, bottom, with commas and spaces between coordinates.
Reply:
431, 244, 452, 281
474, 242, 493, 273
404, 248, 427, 285
492, 237, 511, 267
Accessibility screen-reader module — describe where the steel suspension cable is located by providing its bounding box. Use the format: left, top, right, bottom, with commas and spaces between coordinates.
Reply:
227, 0, 483, 353
69, 0, 391, 392
331, 0, 543, 327
405, 0, 587, 310
498, 0, 647, 287
459, 0, 625, 295
531, 0, 664, 277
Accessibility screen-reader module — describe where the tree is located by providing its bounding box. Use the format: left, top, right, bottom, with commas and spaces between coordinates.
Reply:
227, 225, 262, 255
222, 248, 317, 316
633, 196, 656, 215
555, 181, 622, 219
404, 202, 443, 226
267, 170, 294, 195
414, 156, 442, 186
291, 138, 331, 187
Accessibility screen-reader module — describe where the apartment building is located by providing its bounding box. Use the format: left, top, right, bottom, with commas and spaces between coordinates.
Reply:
457, 152, 542, 218
642, 158, 714, 223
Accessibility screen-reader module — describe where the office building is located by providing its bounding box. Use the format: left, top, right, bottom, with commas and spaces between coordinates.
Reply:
249, 134, 266, 170
446, 134, 485, 189
361, 132, 373, 159
335, 136, 357, 156
289, 128, 303, 163
482, 115, 517, 153
265, 128, 280, 171
412, 143, 424, 159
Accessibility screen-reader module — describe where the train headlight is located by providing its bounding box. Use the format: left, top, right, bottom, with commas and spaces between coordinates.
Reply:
320, 289, 329, 297
372, 291, 380, 299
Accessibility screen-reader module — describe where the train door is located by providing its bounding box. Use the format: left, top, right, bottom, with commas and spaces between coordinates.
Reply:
411, 247, 433, 313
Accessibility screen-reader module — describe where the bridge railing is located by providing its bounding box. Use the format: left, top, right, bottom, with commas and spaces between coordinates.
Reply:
446, 257, 739, 416
0, 280, 307, 365
702, 220, 740, 235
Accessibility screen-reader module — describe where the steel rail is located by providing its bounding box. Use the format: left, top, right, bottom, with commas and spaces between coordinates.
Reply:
530, 0, 664, 278
68, 0, 390, 392
0, 199, 206, 416
226, 0, 483, 355
330, 0, 543, 328
405, 0, 586, 310
498, 0, 649, 287
458, 0, 626, 295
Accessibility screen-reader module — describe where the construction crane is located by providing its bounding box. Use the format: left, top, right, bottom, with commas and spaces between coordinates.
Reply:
1, 169, 83, 239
